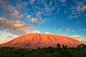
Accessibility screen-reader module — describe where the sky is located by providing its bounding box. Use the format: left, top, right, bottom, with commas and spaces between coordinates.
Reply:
0, 0, 86, 43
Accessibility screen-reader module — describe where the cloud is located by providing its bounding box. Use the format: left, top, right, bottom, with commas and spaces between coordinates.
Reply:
23, 1, 28, 6
45, 32, 51, 34
44, 3, 50, 13
16, 2, 22, 9
0, 0, 44, 36
79, 28, 85, 31
65, 28, 70, 32
40, 18, 47, 23
29, 0, 36, 5
75, 1, 86, 12
49, 1, 53, 6
61, 28, 71, 34
67, 0, 86, 19
0, 17, 40, 36
0, 40, 9, 44
7, 36, 15, 38
68, 15, 73, 20
31, 12, 41, 23
57, 29, 60, 34
71, 30, 74, 32
0, 33, 18, 44
56, 26, 67, 34
31, 0, 58, 16
0, 13, 3, 17
79, 28, 82, 30
31, 18, 38, 23
83, 28, 85, 31
3, 17, 28, 28
10, 10, 23, 20
26, 15, 30, 22
0, 0, 15, 13
72, 35, 86, 40
60, 0, 67, 3
0, 17, 3, 24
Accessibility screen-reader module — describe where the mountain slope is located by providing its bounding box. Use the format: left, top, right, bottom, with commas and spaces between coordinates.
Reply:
0, 33, 85, 49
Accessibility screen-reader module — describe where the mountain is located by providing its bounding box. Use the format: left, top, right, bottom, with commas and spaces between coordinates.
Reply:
0, 33, 85, 49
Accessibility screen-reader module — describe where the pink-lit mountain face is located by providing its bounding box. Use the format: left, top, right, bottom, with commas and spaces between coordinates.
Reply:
0, 33, 85, 49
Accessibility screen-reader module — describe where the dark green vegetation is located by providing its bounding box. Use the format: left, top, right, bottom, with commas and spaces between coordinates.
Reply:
0, 44, 86, 57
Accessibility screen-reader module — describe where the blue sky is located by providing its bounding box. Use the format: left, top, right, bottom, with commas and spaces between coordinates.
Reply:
0, 0, 86, 43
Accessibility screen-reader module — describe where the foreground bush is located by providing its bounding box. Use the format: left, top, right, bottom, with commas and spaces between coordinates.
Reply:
0, 44, 86, 57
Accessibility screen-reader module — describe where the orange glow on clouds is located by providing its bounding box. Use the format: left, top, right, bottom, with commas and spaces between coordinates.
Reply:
0, 40, 10, 44
72, 35, 86, 40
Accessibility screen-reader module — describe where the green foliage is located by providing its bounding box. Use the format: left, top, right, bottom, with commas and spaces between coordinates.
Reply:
0, 44, 86, 57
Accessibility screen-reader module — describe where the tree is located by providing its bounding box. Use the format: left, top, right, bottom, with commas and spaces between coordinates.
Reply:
62, 44, 65, 49
38, 47, 41, 50
77, 45, 81, 50
64, 45, 68, 50
57, 43, 61, 48
62, 44, 68, 50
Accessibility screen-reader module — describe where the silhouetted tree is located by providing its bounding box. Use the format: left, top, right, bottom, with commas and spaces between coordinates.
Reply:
62, 45, 68, 50
57, 43, 61, 48
82, 45, 86, 49
62, 44, 65, 49
48, 47, 52, 50
77, 45, 81, 50
38, 47, 41, 50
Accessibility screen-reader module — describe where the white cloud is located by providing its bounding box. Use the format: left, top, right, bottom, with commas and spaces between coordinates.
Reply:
45, 32, 50, 34
0, 32, 18, 44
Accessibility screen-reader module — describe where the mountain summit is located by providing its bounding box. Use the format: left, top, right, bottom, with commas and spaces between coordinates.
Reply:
0, 33, 85, 49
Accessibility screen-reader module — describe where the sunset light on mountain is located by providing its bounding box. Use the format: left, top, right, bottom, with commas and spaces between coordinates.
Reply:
0, 33, 85, 49
0, 0, 86, 44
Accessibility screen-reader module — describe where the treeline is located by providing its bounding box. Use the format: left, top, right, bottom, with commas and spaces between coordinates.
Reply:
0, 43, 86, 57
